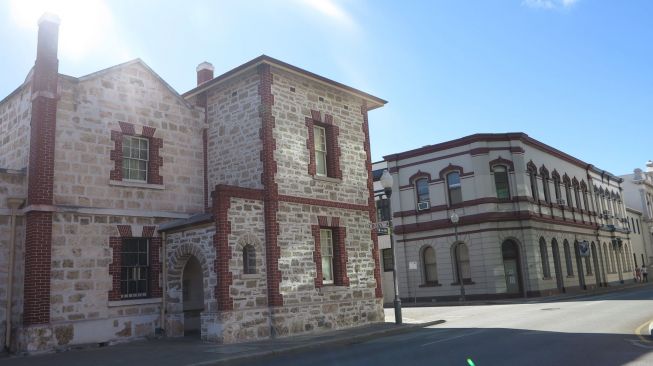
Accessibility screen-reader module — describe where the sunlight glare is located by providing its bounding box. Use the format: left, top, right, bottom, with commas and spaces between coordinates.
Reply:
10, 0, 114, 60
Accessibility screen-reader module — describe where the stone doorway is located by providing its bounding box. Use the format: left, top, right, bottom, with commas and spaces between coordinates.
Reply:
501, 240, 523, 296
182, 255, 204, 337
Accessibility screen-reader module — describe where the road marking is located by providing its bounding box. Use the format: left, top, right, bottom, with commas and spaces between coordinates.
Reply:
420, 330, 486, 347
634, 318, 653, 343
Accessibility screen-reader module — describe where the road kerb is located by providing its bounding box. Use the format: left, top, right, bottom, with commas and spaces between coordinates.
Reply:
185, 320, 446, 366
634, 319, 653, 343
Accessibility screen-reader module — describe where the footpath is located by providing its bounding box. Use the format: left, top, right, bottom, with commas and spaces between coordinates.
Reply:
0, 318, 444, 366
392, 280, 653, 308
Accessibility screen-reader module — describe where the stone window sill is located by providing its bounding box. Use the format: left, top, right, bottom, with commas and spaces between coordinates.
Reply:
110, 180, 165, 190
108, 297, 162, 307
241, 274, 261, 280
450, 280, 475, 286
419, 282, 442, 288
312, 175, 342, 184
318, 285, 348, 293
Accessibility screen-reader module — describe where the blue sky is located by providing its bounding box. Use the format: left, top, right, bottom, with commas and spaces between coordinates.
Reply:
1, 0, 651, 175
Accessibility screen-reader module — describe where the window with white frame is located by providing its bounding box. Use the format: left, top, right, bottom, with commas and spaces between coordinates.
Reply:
320, 229, 334, 284
122, 136, 149, 181
243, 245, 256, 274
314, 126, 328, 176
415, 178, 430, 204
447, 172, 462, 205
493, 166, 510, 199
422, 247, 438, 283
121, 238, 149, 299
454, 243, 471, 283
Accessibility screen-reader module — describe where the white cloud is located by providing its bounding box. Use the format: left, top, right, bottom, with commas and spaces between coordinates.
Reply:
522, 0, 579, 10
297, 0, 359, 31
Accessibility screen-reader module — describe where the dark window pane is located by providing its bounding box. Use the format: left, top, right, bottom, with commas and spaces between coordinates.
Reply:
382, 248, 394, 272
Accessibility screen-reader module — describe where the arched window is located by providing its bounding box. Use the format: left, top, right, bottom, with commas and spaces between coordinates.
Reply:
609, 245, 616, 273
584, 253, 592, 275
624, 244, 632, 272
602, 242, 610, 273
493, 166, 510, 199
422, 247, 438, 284
539, 238, 551, 278
573, 182, 582, 211
454, 243, 471, 283
620, 248, 627, 273
563, 240, 573, 276
447, 172, 462, 205
528, 168, 539, 201
540, 166, 551, 203
552, 171, 562, 203
564, 181, 573, 209
243, 245, 256, 274
415, 178, 430, 204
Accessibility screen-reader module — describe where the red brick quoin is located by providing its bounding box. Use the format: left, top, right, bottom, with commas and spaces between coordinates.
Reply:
108, 226, 162, 301
305, 110, 342, 179
24, 16, 60, 325
258, 63, 283, 307
110, 122, 163, 184
312, 216, 349, 288
212, 185, 265, 311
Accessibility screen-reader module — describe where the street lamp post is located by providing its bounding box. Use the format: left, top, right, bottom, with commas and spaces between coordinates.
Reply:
450, 212, 465, 302
380, 170, 402, 324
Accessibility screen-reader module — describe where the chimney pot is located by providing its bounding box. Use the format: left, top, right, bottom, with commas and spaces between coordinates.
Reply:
196, 62, 215, 86
38, 12, 61, 26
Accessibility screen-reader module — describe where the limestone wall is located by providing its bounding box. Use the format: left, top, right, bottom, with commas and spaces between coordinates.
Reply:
165, 224, 216, 337
53, 63, 204, 213
205, 69, 263, 190
271, 68, 369, 206
0, 83, 31, 170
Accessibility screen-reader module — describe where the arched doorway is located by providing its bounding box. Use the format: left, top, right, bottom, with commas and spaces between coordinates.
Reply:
501, 240, 523, 296
591, 242, 601, 287
551, 240, 565, 293
182, 256, 204, 336
574, 241, 586, 290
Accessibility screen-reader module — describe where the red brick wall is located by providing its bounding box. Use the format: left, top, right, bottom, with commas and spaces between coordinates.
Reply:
258, 64, 283, 307
24, 17, 60, 325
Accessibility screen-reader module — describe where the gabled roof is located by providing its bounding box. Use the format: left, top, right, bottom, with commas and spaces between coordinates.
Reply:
182, 55, 387, 110
60, 58, 195, 110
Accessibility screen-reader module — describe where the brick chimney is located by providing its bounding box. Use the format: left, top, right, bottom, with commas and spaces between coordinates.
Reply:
24, 12, 60, 327
196, 62, 214, 86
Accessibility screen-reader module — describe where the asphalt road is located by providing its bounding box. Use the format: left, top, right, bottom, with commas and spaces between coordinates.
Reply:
237, 286, 653, 366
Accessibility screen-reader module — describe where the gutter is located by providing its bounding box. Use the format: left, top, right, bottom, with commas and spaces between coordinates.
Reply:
159, 231, 167, 336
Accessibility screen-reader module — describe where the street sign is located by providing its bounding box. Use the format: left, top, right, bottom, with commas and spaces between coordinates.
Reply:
408, 261, 417, 270
369, 221, 392, 230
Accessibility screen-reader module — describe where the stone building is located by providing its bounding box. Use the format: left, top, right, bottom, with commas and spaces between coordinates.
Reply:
383, 133, 635, 302
0, 14, 386, 353
621, 163, 653, 266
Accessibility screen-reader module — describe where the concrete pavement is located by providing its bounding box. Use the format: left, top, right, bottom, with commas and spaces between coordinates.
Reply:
0, 319, 444, 366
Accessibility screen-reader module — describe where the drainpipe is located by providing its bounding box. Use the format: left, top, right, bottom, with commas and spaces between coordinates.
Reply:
160, 231, 167, 336
5, 198, 24, 351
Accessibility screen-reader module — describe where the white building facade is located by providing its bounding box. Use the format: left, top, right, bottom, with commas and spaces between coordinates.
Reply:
384, 133, 635, 301
621, 162, 653, 266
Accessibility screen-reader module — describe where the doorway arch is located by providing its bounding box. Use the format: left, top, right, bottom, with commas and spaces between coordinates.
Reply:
182, 256, 204, 336
501, 240, 523, 296
551, 239, 565, 293
574, 241, 586, 290
591, 242, 601, 288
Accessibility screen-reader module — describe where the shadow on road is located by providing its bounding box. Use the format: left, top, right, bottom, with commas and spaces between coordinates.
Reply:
240, 327, 653, 366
